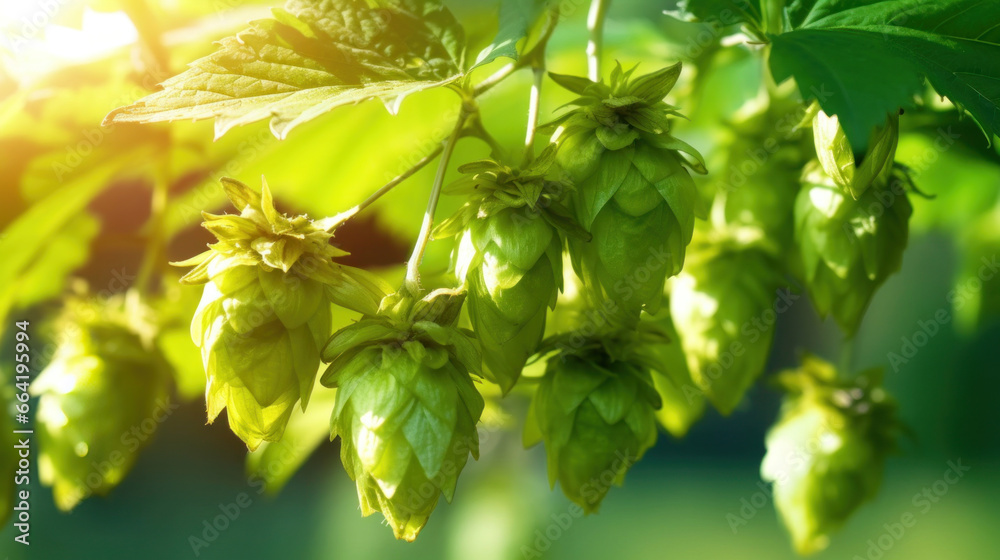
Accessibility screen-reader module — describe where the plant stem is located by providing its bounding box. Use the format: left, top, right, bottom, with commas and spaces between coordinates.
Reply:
473, 8, 561, 97
587, 0, 610, 81
328, 144, 445, 227
523, 65, 544, 165
404, 112, 466, 295
135, 173, 169, 294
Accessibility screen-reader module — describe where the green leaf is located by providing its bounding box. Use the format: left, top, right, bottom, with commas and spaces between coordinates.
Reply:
770, 0, 1000, 151
469, 0, 547, 71
671, 0, 761, 27
105, 0, 467, 139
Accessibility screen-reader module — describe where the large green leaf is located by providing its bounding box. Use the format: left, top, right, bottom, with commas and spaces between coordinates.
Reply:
469, 0, 548, 71
769, 0, 1000, 151
105, 0, 468, 139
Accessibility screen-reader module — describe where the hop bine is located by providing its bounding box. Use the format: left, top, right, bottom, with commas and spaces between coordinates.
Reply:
174, 177, 390, 450
434, 146, 588, 392
524, 327, 666, 512
321, 288, 484, 541
761, 355, 901, 555
31, 294, 172, 511
548, 62, 706, 324
794, 163, 912, 335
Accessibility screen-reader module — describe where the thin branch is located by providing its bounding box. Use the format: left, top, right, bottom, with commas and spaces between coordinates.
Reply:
328, 144, 444, 227
523, 65, 544, 165
404, 112, 467, 295
587, 0, 610, 81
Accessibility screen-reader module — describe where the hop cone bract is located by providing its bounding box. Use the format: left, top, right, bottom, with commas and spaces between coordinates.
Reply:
761, 355, 899, 555
812, 109, 899, 199
321, 289, 484, 541
176, 177, 389, 450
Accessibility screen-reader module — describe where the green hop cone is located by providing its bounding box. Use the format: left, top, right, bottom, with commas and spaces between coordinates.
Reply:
812, 108, 899, 199
524, 330, 661, 512
321, 288, 484, 541
761, 355, 900, 555
31, 295, 172, 511
549, 62, 706, 322
642, 308, 706, 438
795, 164, 912, 335
435, 147, 586, 392
670, 235, 785, 415
707, 93, 812, 255
175, 177, 390, 450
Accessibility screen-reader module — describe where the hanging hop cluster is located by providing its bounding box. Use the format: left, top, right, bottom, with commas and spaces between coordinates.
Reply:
549, 62, 706, 323
31, 294, 172, 510
321, 288, 484, 541
175, 177, 389, 449
761, 355, 900, 555
435, 146, 588, 392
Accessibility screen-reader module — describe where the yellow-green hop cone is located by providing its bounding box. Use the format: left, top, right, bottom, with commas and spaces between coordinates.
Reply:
761, 355, 900, 555
812, 108, 899, 200
524, 332, 661, 512
176, 177, 390, 450
550, 63, 706, 323
321, 289, 484, 541
435, 148, 581, 392
794, 164, 912, 335
31, 296, 172, 511
670, 240, 785, 415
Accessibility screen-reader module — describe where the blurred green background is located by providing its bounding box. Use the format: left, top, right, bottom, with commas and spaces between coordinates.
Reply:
1, 0, 999, 558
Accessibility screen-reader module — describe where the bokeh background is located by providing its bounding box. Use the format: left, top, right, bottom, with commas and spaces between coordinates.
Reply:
1, 0, 998, 558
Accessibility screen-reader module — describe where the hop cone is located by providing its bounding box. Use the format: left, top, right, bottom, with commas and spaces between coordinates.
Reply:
795, 164, 912, 335
812, 109, 899, 199
435, 147, 584, 392
761, 355, 899, 555
31, 296, 171, 510
321, 289, 484, 541
175, 177, 389, 450
707, 94, 812, 255
550, 63, 706, 322
670, 237, 785, 414
643, 309, 706, 438
524, 331, 661, 512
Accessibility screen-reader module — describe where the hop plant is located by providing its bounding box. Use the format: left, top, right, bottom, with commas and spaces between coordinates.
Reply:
31, 294, 172, 511
794, 164, 912, 335
435, 147, 587, 392
812, 108, 899, 199
549, 62, 706, 323
761, 355, 900, 555
670, 231, 785, 414
321, 288, 484, 541
524, 329, 662, 512
175, 177, 390, 450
